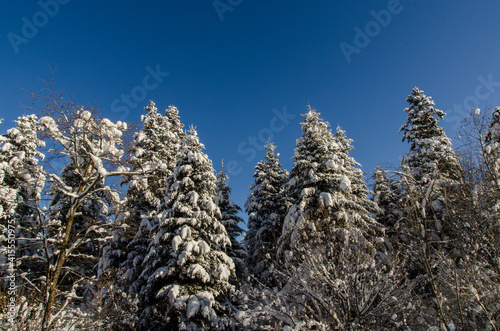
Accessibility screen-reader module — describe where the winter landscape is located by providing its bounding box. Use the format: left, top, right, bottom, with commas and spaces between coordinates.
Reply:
1, 1, 500, 330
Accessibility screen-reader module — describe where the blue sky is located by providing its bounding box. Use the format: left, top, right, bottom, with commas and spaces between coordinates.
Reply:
1, 0, 500, 214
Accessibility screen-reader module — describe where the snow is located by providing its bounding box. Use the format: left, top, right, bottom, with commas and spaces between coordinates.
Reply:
325, 159, 336, 169
185, 240, 196, 253
168, 285, 180, 304
203, 199, 218, 213
339, 175, 351, 191
188, 264, 211, 283
320, 192, 334, 207
81, 110, 92, 121
180, 225, 191, 239
172, 235, 182, 251
187, 151, 203, 163
198, 240, 210, 254
148, 266, 170, 283
215, 264, 231, 281
301, 187, 315, 197
189, 191, 199, 205
177, 251, 190, 265
186, 296, 201, 318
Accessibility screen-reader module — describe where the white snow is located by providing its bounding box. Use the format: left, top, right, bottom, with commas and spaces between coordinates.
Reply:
320, 192, 334, 207
186, 240, 198, 254
189, 191, 199, 205
172, 235, 182, 251
81, 110, 92, 121
198, 240, 210, 254
325, 159, 336, 169
168, 285, 180, 304
215, 264, 231, 281
186, 296, 201, 319
301, 187, 315, 197
180, 225, 191, 239
188, 264, 211, 283
177, 251, 190, 266
148, 266, 170, 283
339, 175, 351, 191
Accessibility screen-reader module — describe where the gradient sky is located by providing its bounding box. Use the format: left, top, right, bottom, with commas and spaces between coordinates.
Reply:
1, 0, 500, 218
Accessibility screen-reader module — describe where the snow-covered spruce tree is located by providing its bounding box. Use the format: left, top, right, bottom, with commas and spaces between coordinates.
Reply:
102, 102, 185, 288
0, 115, 46, 291
35, 109, 126, 331
244, 141, 288, 283
214, 162, 246, 281
0, 115, 45, 223
396, 88, 492, 329
269, 107, 422, 328
277, 107, 382, 263
137, 127, 235, 330
399, 87, 463, 243
97, 102, 186, 329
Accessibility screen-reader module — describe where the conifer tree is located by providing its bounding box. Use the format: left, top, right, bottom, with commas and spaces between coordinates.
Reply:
137, 127, 235, 330
104, 102, 186, 288
399, 88, 462, 201
0, 115, 46, 282
245, 142, 288, 282
399, 87, 462, 242
214, 163, 246, 280
278, 107, 381, 262
272, 108, 408, 328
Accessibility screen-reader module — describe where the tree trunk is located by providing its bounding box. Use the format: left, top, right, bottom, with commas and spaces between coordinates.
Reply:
41, 203, 77, 331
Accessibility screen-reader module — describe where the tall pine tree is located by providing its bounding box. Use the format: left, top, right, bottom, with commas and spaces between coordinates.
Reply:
214, 163, 246, 281
399, 87, 462, 242
278, 107, 381, 263
137, 127, 235, 330
0, 115, 45, 284
104, 102, 186, 289
245, 142, 288, 282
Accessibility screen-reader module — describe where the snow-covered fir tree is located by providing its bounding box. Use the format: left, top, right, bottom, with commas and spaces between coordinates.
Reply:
399, 87, 462, 209
137, 127, 235, 330
0, 115, 45, 282
270, 108, 411, 328
244, 141, 288, 283
104, 102, 186, 290
278, 107, 382, 263
399, 87, 463, 243
214, 163, 246, 281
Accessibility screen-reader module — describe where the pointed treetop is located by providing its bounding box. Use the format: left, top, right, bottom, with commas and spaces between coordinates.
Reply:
187, 125, 197, 136
264, 140, 278, 157
399, 87, 447, 143
145, 100, 158, 114
217, 160, 229, 183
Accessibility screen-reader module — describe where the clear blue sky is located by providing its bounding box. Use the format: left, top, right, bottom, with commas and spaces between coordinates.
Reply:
1, 0, 500, 215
